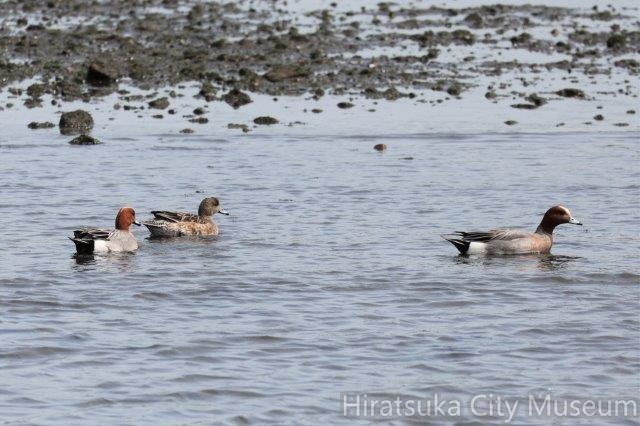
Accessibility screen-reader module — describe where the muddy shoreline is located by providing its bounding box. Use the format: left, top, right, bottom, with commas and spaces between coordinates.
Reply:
0, 0, 638, 127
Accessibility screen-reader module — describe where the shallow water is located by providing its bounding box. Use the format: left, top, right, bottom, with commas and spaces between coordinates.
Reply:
0, 126, 638, 424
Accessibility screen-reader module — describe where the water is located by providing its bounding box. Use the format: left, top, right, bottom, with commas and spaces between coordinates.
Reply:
1, 121, 638, 424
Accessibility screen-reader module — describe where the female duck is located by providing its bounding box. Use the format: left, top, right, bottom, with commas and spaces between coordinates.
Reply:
143, 197, 228, 237
70, 207, 141, 254
442, 205, 582, 255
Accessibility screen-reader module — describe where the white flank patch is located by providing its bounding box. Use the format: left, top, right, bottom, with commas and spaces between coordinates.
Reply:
467, 242, 487, 254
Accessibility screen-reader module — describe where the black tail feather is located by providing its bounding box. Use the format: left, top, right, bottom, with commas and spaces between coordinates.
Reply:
441, 235, 470, 254
69, 237, 94, 255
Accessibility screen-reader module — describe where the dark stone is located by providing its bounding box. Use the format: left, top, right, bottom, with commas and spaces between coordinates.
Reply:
526, 93, 547, 106
24, 98, 43, 108
59, 110, 94, 135
199, 82, 216, 101
593, 114, 604, 121
510, 32, 532, 45
28, 121, 55, 129
26, 83, 46, 98
504, 120, 517, 125
86, 61, 117, 86
511, 103, 537, 110
189, 117, 208, 124
193, 107, 206, 115
337, 102, 354, 109
228, 123, 249, 132
606, 33, 626, 50
180, 128, 194, 134
69, 134, 101, 145
253, 116, 278, 125
148, 97, 169, 109
223, 88, 252, 109
556, 88, 586, 98
373, 143, 387, 151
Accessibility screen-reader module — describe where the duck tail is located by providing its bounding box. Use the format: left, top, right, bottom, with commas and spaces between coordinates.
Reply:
441, 234, 470, 255
143, 221, 172, 238
69, 237, 94, 255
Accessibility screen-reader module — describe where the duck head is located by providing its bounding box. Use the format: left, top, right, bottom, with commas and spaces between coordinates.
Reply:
198, 197, 229, 217
115, 207, 141, 231
537, 205, 581, 234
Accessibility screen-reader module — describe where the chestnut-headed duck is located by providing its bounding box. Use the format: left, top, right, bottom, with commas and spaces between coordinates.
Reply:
442, 205, 582, 255
143, 197, 228, 237
70, 207, 141, 254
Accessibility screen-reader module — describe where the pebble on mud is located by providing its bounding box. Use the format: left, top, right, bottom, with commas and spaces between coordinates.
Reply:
337, 102, 354, 109
69, 135, 101, 145
505, 120, 517, 125
253, 116, 279, 125
593, 114, 604, 121
180, 128, 194, 134
189, 117, 208, 124
148, 97, 169, 109
374, 143, 387, 152
59, 110, 94, 135
223, 88, 252, 109
27, 121, 55, 129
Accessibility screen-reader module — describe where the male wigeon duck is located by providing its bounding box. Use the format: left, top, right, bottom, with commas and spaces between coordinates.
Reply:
69, 207, 141, 254
442, 205, 582, 255
143, 197, 228, 237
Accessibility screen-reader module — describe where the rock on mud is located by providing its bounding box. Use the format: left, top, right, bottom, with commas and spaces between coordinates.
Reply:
253, 116, 278, 125
374, 143, 387, 151
59, 110, 94, 135
337, 102, 354, 109
27, 121, 55, 129
69, 135, 101, 145
223, 89, 252, 109
263, 64, 310, 83
148, 97, 169, 109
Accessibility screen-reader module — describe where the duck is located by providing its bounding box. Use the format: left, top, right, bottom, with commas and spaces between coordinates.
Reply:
143, 197, 228, 237
442, 205, 582, 255
70, 207, 141, 254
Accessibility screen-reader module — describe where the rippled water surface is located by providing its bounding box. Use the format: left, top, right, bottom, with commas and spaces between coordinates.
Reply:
1, 129, 638, 424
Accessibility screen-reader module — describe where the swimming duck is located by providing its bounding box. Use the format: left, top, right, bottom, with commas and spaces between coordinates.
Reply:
442, 205, 582, 255
143, 197, 228, 237
70, 207, 141, 254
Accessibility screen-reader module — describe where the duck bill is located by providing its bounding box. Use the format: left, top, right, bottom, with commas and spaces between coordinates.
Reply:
569, 217, 582, 226
133, 220, 142, 226
219, 209, 229, 216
